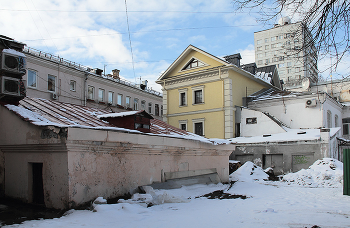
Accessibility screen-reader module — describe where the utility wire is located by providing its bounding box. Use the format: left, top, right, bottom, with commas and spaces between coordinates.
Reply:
124, 0, 136, 79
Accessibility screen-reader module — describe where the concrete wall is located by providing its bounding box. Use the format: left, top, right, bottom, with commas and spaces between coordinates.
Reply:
66, 128, 234, 208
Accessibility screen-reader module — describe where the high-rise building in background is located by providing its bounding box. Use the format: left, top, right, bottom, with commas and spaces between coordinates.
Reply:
254, 17, 318, 89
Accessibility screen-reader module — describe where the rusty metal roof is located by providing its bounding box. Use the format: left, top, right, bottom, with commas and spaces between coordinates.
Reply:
11, 97, 192, 137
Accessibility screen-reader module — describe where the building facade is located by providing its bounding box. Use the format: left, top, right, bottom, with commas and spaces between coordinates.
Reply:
156, 45, 281, 139
21, 46, 163, 119
254, 17, 318, 89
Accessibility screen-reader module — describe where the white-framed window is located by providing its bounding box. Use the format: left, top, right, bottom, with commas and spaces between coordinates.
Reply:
179, 120, 188, 131
271, 43, 276, 48
265, 38, 269, 43
155, 104, 159, 116
279, 63, 285, 68
108, 91, 114, 104
126, 96, 131, 108
271, 37, 276, 42
343, 118, 350, 135
287, 69, 292, 74
70, 80, 76, 91
98, 88, 105, 102
192, 85, 204, 105
134, 98, 139, 110
257, 46, 262, 51
117, 94, 123, 106
287, 62, 292, 67
148, 102, 152, 114
48, 74, 56, 92
327, 110, 332, 128
295, 67, 300, 73
192, 118, 204, 136
27, 69, 37, 88
141, 100, 146, 110
182, 58, 205, 71
256, 39, 262, 45
179, 88, 188, 106
265, 45, 269, 50
257, 53, 263, 58
87, 86, 94, 100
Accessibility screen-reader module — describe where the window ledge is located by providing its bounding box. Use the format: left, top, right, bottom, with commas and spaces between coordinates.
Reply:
179, 105, 188, 107
192, 102, 204, 106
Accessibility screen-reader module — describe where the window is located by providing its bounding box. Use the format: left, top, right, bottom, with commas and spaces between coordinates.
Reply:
193, 118, 204, 136
108, 91, 113, 104
271, 43, 276, 48
271, 37, 275, 42
343, 118, 350, 135
246, 117, 257, 124
117, 94, 123, 106
335, 115, 339, 128
257, 53, 263, 58
258, 60, 263, 65
287, 69, 292, 74
265, 59, 269, 64
278, 63, 285, 68
327, 110, 332, 128
279, 56, 284, 61
48, 75, 56, 92
287, 62, 292, 67
70, 80, 76, 91
88, 86, 94, 100
192, 85, 204, 104
257, 39, 262, 45
98, 89, 105, 102
141, 100, 146, 110
257, 46, 262, 51
179, 88, 188, 106
265, 38, 269, 43
148, 102, 152, 114
27, 70, 37, 88
265, 45, 269, 50
126, 96, 131, 108
294, 38, 299, 43
182, 58, 205, 70
161, 105, 163, 116
278, 35, 283, 40
134, 98, 139, 110
179, 120, 188, 131
155, 104, 159, 116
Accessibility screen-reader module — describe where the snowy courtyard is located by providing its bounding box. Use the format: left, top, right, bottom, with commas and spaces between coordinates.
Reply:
4, 159, 350, 228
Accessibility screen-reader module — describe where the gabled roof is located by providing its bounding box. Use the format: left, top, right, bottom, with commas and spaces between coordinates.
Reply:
157, 45, 231, 81
98, 110, 153, 120
4, 97, 204, 140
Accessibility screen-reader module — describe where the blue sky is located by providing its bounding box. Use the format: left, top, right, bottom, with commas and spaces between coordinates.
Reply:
1, 0, 348, 92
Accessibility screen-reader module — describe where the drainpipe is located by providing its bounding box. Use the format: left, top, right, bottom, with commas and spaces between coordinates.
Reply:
84, 72, 88, 106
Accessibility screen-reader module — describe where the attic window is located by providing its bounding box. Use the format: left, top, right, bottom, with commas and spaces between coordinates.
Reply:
182, 58, 205, 70
246, 117, 257, 124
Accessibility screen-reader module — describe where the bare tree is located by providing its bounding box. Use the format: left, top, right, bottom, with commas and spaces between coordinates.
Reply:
233, 0, 350, 72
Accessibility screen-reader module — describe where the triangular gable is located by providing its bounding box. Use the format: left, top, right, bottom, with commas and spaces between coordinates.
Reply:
157, 45, 230, 81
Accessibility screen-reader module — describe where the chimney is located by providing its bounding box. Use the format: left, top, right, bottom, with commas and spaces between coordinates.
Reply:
241, 63, 257, 74
224, 53, 242, 67
112, 69, 120, 79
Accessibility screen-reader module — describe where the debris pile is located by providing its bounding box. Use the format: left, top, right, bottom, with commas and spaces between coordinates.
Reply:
282, 158, 343, 187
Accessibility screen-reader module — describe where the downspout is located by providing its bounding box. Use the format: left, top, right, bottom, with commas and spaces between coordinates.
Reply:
84, 72, 88, 106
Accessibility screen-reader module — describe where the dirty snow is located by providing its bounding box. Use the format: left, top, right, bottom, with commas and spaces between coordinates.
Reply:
282, 158, 343, 188
4, 158, 349, 228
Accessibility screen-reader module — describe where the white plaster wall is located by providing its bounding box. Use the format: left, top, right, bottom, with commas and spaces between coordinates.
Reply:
322, 98, 343, 128
249, 95, 325, 129
240, 108, 286, 137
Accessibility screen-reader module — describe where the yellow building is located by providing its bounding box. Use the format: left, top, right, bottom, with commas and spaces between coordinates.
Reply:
156, 45, 281, 139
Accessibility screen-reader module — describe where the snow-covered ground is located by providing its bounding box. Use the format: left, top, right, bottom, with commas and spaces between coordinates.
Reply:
5, 159, 350, 228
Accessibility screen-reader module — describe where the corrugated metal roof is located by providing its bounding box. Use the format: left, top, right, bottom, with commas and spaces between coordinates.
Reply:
14, 97, 191, 137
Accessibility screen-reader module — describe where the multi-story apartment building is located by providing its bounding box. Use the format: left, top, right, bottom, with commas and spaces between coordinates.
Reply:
21, 46, 163, 119
254, 17, 318, 89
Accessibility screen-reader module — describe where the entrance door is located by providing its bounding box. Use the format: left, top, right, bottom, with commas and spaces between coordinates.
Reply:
263, 154, 283, 175
32, 163, 44, 205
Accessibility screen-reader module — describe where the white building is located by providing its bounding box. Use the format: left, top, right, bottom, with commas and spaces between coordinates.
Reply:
254, 17, 318, 89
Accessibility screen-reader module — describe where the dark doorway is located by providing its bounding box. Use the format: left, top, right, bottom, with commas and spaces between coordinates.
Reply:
32, 163, 44, 205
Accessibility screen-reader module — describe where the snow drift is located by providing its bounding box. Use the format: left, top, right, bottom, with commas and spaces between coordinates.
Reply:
282, 158, 343, 187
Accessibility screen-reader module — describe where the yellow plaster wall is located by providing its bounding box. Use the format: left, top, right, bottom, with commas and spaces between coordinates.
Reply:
229, 70, 268, 106
168, 50, 224, 77
167, 80, 224, 114
168, 111, 225, 139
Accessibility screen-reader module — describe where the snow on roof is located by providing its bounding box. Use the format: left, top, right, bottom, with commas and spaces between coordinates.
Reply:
97, 110, 142, 119
229, 128, 341, 144
4, 97, 216, 143
254, 71, 272, 84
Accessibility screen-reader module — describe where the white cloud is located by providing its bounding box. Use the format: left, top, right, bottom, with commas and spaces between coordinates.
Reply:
236, 44, 255, 65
